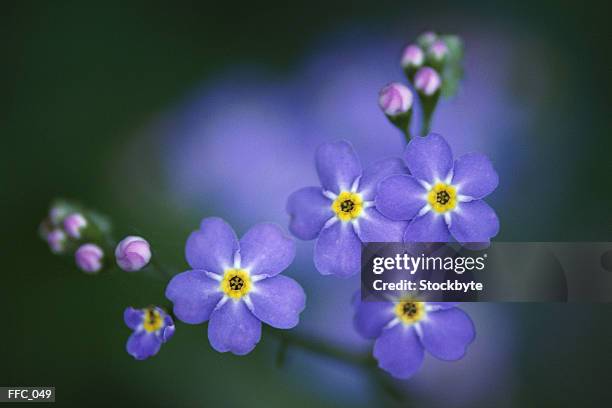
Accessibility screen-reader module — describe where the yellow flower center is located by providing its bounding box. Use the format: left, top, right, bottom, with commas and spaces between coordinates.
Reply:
331, 191, 363, 221
427, 182, 457, 213
220, 269, 251, 299
143, 308, 164, 333
394, 301, 426, 325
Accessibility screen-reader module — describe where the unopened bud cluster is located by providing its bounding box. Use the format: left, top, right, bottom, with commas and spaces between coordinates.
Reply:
400, 31, 447, 95
39, 201, 151, 274
379, 31, 461, 138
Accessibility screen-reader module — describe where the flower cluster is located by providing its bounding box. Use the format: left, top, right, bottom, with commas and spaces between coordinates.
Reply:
38, 201, 104, 273
386, 31, 465, 138
40, 30, 495, 385
286, 134, 495, 375
287, 128, 498, 280
38, 201, 152, 274
401, 31, 454, 84
286, 30, 494, 378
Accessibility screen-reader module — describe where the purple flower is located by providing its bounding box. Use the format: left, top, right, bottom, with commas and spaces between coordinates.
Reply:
165, 217, 306, 355
63, 213, 87, 239
378, 82, 413, 116
75, 243, 104, 273
115, 236, 151, 272
414, 67, 442, 96
376, 133, 499, 243
287, 140, 409, 277
353, 299, 475, 379
124, 306, 175, 360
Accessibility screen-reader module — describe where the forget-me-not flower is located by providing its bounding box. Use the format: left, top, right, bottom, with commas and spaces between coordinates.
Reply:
166, 217, 306, 355
376, 133, 499, 243
287, 140, 408, 277
124, 306, 175, 360
354, 298, 475, 379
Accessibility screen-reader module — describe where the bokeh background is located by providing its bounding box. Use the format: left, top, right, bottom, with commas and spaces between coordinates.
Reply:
2, 1, 611, 407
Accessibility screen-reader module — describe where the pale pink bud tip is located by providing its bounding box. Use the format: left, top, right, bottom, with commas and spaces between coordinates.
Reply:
115, 236, 151, 272
401, 44, 424, 68
47, 229, 67, 254
429, 39, 448, 60
414, 67, 442, 96
64, 213, 87, 239
75, 243, 104, 273
378, 82, 413, 116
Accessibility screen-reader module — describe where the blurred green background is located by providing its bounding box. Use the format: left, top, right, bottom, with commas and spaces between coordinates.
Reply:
1, 1, 611, 407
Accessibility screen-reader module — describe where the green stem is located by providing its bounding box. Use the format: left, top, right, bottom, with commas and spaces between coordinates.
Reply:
390, 111, 413, 144
371, 369, 410, 406
275, 337, 289, 367
148, 256, 173, 280
419, 91, 440, 137
421, 117, 432, 136
264, 325, 372, 367
402, 127, 412, 143
264, 326, 412, 406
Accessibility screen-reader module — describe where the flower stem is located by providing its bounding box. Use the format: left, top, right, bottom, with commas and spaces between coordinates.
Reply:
265, 325, 371, 367
389, 111, 413, 144
421, 117, 432, 136
402, 127, 412, 143
419, 92, 440, 137
148, 256, 173, 280
275, 337, 289, 367
264, 326, 413, 406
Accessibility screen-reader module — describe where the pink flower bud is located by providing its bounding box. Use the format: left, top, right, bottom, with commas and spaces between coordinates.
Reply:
75, 243, 103, 273
378, 82, 413, 116
429, 39, 448, 60
414, 67, 442, 96
401, 44, 424, 68
63, 213, 87, 239
47, 229, 67, 253
115, 236, 151, 272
